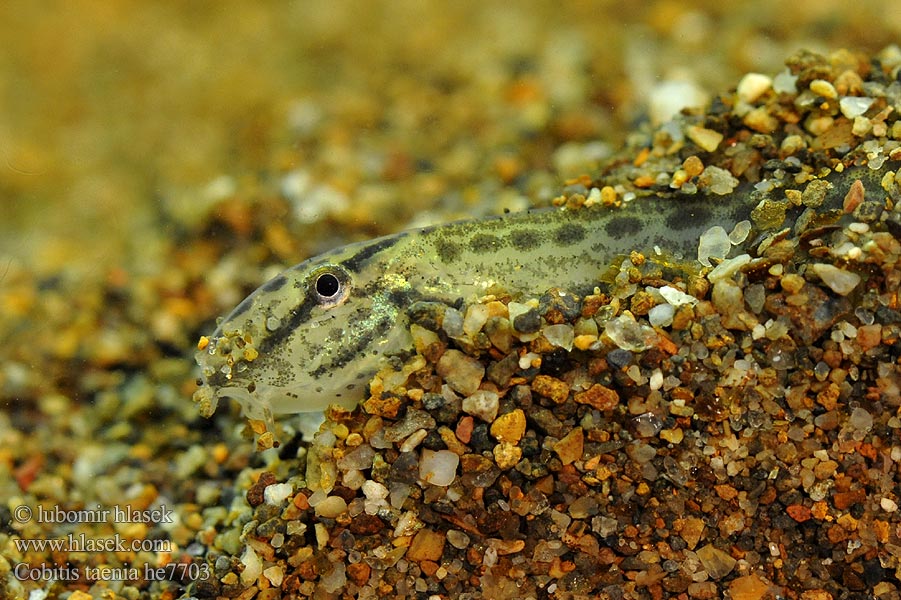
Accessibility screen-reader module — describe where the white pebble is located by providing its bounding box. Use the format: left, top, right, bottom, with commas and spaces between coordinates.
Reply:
736, 73, 772, 103
839, 96, 874, 119
648, 303, 675, 327
707, 254, 751, 283
314, 496, 348, 518
882, 497, 899, 512
698, 166, 739, 195
240, 545, 262, 585
362, 480, 389, 500
728, 220, 752, 244
811, 263, 861, 296
462, 389, 499, 422
419, 449, 459, 486
263, 483, 293, 506
698, 225, 731, 267
649, 79, 708, 125
659, 285, 698, 306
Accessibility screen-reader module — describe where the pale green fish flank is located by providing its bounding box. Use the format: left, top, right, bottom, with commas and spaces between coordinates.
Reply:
195, 165, 882, 422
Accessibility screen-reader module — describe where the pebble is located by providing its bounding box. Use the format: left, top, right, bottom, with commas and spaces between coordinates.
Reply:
696, 544, 737, 580
419, 449, 459, 486
810, 263, 861, 296
490, 409, 526, 443
686, 125, 724, 153
314, 495, 348, 518
839, 96, 874, 119
263, 482, 293, 506
736, 73, 772, 103
436, 349, 485, 395
697, 225, 731, 267
552, 427, 584, 465
461, 389, 499, 422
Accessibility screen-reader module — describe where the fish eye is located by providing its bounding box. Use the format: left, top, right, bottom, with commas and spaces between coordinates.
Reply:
310, 265, 351, 308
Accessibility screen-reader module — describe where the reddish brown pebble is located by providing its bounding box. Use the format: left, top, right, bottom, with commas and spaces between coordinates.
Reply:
842, 178, 865, 212
455, 415, 474, 443
349, 514, 385, 536
574, 383, 619, 410
833, 489, 866, 510
346, 562, 371, 587
714, 484, 738, 501
787, 504, 812, 522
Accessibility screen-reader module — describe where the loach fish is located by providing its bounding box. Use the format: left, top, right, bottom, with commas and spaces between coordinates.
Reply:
194, 163, 889, 426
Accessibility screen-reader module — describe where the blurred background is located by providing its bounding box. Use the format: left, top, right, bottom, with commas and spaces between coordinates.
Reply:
3, 0, 900, 274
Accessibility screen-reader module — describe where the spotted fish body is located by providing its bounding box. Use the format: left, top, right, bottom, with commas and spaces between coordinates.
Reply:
195, 167, 874, 422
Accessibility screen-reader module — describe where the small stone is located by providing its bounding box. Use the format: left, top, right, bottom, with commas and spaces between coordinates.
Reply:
696, 543, 737, 579
447, 529, 471, 549
263, 565, 284, 587
839, 96, 874, 119
240, 545, 262, 586
419, 449, 459, 486
686, 125, 724, 152
729, 573, 770, 600
688, 582, 718, 599
698, 225, 731, 267
462, 390, 500, 422
346, 562, 371, 587
659, 285, 698, 306
542, 323, 574, 350
437, 349, 485, 395
493, 442, 523, 469
574, 383, 620, 410
263, 483, 293, 506
407, 528, 446, 562
490, 409, 527, 443
531, 374, 570, 404
810, 79, 837, 99
698, 166, 739, 195
660, 427, 683, 444
604, 313, 658, 352
677, 517, 705, 549
849, 407, 873, 431
314, 495, 348, 518
743, 107, 779, 133
736, 73, 772, 103
553, 427, 583, 465
881, 497, 898, 512
787, 504, 812, 522
648, 303, 674, 327
811, 263, 860, 296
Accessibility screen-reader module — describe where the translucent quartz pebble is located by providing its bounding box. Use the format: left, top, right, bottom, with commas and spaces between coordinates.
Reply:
698, 225, 731, 267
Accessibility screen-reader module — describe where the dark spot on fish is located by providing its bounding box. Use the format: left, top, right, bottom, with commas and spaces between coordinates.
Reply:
666, 205, 712, 231
604, 216, 643, 239
261, 274, 288, 293
553, 223, 587, 245
341, 236, 401, 272
434, 237, 462, 263
510, 228, 543, 251
226, 294, 255, 320
471, 233, 504, 253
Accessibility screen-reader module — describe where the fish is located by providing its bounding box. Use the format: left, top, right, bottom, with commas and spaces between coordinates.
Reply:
194, 163, 887, 425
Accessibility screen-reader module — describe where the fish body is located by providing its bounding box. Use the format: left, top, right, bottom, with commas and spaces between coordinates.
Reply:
195, 166, 877, 422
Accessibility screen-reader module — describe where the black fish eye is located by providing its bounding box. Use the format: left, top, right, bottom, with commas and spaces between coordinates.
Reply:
316, 272, 341, 298
310, 265, 351, 308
